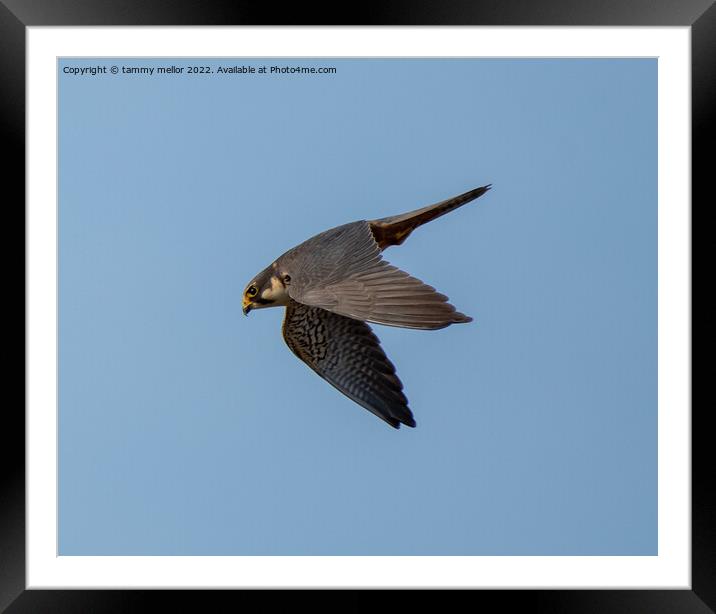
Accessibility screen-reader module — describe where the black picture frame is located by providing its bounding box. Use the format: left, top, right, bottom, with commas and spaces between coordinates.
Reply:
7, 1, 708, 611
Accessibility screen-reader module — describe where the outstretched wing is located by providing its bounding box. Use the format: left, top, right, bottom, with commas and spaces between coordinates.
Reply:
281, 221, 471, 330
282, 299, 415, 429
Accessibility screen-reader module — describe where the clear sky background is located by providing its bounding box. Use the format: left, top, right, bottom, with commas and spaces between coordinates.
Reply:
58, 58, 656, 555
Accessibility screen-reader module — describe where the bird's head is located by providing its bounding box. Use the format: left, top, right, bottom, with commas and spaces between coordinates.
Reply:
242, 263, 291, 315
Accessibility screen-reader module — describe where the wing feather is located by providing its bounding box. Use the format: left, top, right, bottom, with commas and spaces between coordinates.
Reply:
282, 300, 415, 428
280, 221, 472, 330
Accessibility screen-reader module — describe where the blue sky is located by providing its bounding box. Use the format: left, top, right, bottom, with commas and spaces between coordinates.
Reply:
58, 58, 657, 555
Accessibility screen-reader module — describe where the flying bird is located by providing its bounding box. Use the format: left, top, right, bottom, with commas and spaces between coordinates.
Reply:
242, 185, 491, 428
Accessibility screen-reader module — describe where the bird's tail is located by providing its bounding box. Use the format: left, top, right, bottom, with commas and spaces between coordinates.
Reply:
369, 185, 491, 250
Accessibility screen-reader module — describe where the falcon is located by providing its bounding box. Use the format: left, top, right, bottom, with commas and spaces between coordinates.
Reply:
242, 185, 491, 428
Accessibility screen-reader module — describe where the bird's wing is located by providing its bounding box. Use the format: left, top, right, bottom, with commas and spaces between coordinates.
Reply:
282, 299, 415, 429
282, 221, 472, 330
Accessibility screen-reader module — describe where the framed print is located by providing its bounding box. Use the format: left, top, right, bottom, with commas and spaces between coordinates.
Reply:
9, 1, 708, 610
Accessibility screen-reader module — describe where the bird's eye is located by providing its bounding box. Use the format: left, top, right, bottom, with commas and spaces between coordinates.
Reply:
246, 286, 258, 297
283, 274, 291, 283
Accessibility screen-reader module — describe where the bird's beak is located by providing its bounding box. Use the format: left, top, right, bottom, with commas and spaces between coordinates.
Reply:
242, 297, 252, 316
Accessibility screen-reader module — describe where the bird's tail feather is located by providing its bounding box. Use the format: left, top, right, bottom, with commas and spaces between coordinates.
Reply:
369, 185, 491, 249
